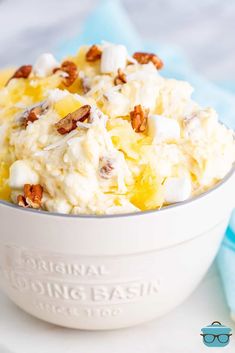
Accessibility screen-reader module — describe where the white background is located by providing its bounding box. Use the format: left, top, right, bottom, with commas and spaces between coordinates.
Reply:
0, 0, 234, 80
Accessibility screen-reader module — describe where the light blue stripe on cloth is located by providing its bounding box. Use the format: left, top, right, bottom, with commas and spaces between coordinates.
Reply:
218, 223, 235, 319
216, 81, 235, 95
57, 0, 235, 317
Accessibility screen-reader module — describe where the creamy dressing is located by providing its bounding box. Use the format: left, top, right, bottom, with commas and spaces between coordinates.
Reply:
0, 43, 234, 214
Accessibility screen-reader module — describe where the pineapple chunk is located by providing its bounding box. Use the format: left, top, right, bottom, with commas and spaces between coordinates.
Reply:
54, 95, 82, 118
0, 68, 15, 88
24, 75, 61, 102
71, 47, 100, 75
130, 165, 164, 211
107, 117, 144, 160
0, 161, 11, 201
1, 74, 61, 107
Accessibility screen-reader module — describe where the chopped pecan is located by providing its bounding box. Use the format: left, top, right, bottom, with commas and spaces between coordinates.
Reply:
23, 109, 39, 127
17, 184, 43, 209
133, 52, 163, 70
130, 104, 149, 133
17, 195, 28, 208
6, 65, 32, 85
22, 101, 50, 128
53, 60, 78, 87
55, 104, 91, 135
24, 184, 43, 208
99, 157, 115, 179
114, 68, 127, 85
86, 45, 102, 62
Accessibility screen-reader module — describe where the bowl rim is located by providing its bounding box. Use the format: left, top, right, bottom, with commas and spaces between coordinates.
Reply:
0, 165, 234, 219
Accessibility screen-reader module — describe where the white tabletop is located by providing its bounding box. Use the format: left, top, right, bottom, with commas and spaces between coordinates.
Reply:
0, 264, 234, 353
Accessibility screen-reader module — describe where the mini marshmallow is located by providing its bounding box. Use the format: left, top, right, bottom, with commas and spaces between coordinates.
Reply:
9, 160, 39, 189
104, 91, 130, 117
148, 115, 180, 143
100, 45, 127, 74
164, 176, 192, 203
33, 53, 59, 77
44, 198, 72, 214
47, 88, 69, 102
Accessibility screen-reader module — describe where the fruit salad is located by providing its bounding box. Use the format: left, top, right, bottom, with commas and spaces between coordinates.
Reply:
0, 43, 234, 215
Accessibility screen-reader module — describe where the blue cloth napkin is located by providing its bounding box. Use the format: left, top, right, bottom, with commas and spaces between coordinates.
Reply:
57, 0, 235, 317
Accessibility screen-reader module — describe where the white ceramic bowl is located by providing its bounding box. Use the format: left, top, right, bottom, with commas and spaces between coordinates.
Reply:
0, 168, 234, 330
